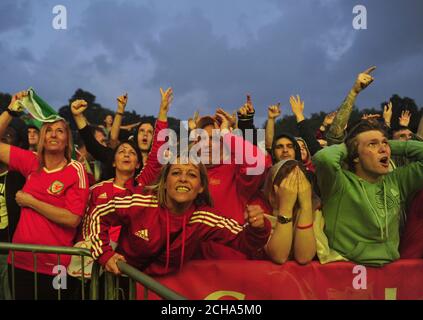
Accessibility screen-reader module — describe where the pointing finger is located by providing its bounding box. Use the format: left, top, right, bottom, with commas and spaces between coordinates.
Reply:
363, 66, 376, 75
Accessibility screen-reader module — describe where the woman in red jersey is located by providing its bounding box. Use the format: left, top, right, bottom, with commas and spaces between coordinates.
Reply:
89, 156, 271, 276
0, 91, 89, 299
79, 88, 173, 248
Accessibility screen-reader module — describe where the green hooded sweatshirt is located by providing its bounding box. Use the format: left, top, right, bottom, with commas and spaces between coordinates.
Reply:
313, 140, 423, 266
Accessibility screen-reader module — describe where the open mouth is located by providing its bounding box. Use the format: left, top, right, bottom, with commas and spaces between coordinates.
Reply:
379, 156, 389, 167
176, 186, 190, 193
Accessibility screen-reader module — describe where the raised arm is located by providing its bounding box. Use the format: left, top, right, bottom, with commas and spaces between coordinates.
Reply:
0, 91, 27, 165
237, 94, 257, 145
217, 109, 272, 194
312, 143, 348, 200
70, 99, 89, 130
136, 87, 173, 186
389, 140, 423, 198
71, 99, 112, 163
290, 95, 322, 156
109, 93, 128, 149
383, 102, 393, 129
399, 110, 412, 128
327, 66, 376, 145
265, 103, 281, 151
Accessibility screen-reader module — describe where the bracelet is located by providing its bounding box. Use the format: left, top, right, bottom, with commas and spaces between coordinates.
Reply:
5, 108, 20, 117
296, 223, 313, 230
115, 112, 124, 116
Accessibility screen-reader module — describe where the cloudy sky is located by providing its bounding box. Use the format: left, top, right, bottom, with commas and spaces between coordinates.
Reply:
1, 0, 422, 126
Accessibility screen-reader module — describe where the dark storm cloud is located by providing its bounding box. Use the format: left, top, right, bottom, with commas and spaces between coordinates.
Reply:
1, 0, 422, 121
76, 1, 157, 61
143, 2, 348, 117
142, 0, 423, 120
0, 1, 33, 34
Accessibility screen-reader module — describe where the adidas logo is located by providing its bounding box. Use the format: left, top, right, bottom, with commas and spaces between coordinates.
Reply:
135, 229, 149, 241
98, 192, 107, 199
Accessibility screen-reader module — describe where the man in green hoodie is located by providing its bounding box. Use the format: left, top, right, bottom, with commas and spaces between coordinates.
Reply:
313, 120, 423, 266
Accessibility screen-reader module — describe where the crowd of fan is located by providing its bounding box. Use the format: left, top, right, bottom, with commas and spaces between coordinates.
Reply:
0, 66, 422, 299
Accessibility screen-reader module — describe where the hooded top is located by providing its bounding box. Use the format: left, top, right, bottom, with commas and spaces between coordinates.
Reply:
89, 190, 271, 275
296, 137, 315, 172
313, 140, 423, 266
272, 132, 302, 163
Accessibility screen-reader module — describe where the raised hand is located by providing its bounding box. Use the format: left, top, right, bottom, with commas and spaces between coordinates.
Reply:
246, 94, 255, 114
8, 90, 28, 112
399, 110, 411, 127
352, 66, 376, 94
158, 87, 173, 121
238, 94, 255, 118
323, 111, 337, 127
383, 102, 393, 127
215, 107, 235, 130
238, 104, 248, 117
289, 95, 305, 122
268, 103, 281, 120
116, 93, 128, 113
160, 87, 173, 113
246, 204, 265, 229
70, 99, 88, 116
188, 110, 199, 130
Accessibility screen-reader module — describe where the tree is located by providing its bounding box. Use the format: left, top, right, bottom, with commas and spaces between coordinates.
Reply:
0, 93, 12, 110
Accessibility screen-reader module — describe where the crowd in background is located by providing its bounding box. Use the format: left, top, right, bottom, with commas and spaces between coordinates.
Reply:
0, 66, 422, 299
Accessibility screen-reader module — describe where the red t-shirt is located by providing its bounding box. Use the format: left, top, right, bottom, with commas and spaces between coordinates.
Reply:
8, 146, 89, 275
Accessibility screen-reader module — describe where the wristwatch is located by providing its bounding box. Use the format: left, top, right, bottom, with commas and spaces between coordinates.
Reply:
277, 215, 293, 224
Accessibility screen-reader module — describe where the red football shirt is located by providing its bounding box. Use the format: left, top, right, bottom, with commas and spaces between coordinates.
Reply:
8, 146, 89, 275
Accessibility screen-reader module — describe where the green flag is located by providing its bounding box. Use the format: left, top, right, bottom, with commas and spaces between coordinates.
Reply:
13, 88, 63, 127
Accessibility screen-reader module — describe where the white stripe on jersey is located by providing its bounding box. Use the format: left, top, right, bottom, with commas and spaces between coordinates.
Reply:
71, 160, 87, 189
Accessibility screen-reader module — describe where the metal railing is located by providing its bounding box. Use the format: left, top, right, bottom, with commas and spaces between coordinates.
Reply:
115, 261, 187, 300
0, 242, 100, 300
0, 242, 186, 300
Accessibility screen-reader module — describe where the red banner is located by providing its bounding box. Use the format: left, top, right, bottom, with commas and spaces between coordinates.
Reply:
138, 259, 423, 300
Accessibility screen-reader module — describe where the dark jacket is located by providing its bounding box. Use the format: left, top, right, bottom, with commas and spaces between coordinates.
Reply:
0, 171, 26, 246
78, 125, 115, 181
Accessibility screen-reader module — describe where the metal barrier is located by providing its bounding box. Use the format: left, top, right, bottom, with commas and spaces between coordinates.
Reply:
104, 261, 187, 300
0, 242, 100, 300
0, 242, 186, 300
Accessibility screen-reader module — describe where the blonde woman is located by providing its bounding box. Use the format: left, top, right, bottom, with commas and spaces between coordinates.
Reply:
0, 91, 89, 299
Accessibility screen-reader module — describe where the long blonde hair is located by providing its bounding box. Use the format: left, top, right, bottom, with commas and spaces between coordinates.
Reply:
36, 120, 73, 168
